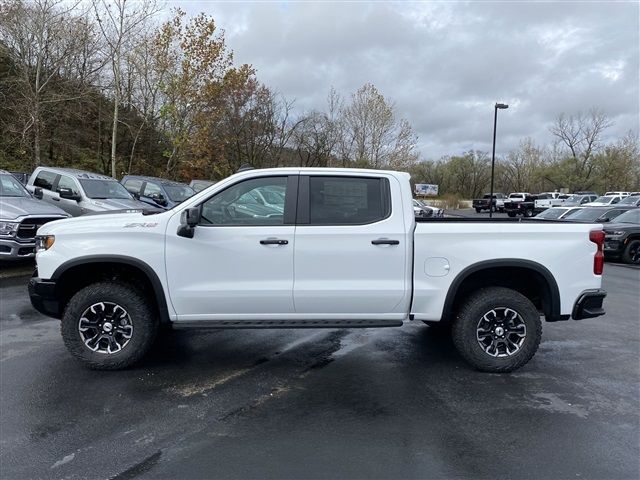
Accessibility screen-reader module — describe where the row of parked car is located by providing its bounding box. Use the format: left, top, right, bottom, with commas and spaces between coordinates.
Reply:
0, 166, 218, 260
473, 191, 640, 216
470, 190, 640, 265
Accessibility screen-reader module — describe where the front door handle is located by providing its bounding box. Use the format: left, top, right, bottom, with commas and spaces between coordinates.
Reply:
371, 238, 400, 245
260, 238, 288, 245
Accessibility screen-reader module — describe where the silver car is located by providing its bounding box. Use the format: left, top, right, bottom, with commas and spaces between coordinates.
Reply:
26, 167, 151, 216
0, 170, 68, 260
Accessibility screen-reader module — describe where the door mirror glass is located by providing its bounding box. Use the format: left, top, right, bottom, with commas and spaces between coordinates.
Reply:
33, 187, 43, 199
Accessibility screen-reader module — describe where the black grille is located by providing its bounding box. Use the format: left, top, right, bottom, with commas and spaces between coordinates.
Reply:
17, 218, 60, 240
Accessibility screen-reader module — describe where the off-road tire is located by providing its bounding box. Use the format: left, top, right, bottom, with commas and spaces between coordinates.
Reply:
622, 239, 640, 265
61, 282, 158, 370
451, 287, 542, 373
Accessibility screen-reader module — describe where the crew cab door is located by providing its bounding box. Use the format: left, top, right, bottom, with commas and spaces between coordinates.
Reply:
165, 175, 297, 321
293, 174, 410, 319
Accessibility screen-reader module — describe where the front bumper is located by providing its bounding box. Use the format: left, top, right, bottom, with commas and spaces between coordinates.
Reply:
0, 238, 36, 259
28, 276, 61, 319
572, 289, 607, 320
604, 237, 625, 256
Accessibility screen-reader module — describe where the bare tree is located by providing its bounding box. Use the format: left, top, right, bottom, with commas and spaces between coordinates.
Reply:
0, 0, 94, 166
339, 83, 418, 169
549, 108, 612, 190
92, 0, 159, 178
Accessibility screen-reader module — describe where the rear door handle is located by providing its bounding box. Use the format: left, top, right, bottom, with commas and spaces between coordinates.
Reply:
371, 238, 399, 245
260, 238, 288, 245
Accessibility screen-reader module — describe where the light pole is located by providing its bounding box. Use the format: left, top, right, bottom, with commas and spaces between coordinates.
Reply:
489, 103, 509, 218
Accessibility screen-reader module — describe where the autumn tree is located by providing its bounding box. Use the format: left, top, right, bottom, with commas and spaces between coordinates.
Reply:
150, 9, 234, 178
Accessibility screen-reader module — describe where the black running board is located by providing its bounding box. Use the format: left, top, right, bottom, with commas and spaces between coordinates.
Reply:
172, 319, 404, 329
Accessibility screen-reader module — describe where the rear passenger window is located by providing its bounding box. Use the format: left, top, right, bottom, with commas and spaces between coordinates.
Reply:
124, 179, 143, 194
33, 170, 56, 190
56, 175, 80, 195
308, 176, 390, 225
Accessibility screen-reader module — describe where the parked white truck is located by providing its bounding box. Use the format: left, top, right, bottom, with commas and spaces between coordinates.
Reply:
29, 168, 607, 372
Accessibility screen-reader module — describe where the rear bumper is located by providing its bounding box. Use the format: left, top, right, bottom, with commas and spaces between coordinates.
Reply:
28, 276, 61, 319
572, 289, 607, 320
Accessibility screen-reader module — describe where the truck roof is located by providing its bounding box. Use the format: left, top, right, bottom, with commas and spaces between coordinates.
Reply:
34, 166, 115, 181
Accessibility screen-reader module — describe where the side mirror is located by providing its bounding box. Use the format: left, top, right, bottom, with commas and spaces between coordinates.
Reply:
599, 217, 610, 223
58, 187, 80, 201
177, 206, 201, 238
33, 187, 43, 199
155, 195, 168, 207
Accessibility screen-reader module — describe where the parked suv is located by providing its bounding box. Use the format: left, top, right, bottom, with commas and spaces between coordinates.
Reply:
189, 179, 216, 192
603, 209, 640, 265
26, 167, 150, 216
562, 194, 598, 206
121, 175, 196, 210
0, 170, 68, 259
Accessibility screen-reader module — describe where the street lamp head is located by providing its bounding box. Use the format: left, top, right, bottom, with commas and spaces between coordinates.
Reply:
495, 103, 509, 109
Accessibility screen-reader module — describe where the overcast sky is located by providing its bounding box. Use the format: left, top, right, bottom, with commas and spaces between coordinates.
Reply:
172, 1, 639, 159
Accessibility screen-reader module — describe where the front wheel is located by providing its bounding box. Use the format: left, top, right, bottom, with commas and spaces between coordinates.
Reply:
452, 287, 542, 372
61, 282, 158, 370
622, 239, 640, 265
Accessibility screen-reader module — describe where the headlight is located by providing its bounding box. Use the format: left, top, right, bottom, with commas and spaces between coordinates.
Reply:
35, 235, 55, 252
0, 221, 19, 237
606, 231, 625, 236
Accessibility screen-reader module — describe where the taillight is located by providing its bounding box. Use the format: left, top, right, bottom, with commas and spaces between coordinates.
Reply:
589, 230, 605, 275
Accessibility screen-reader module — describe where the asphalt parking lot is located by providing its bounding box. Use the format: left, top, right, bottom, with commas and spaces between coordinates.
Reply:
0, 260, 638, 480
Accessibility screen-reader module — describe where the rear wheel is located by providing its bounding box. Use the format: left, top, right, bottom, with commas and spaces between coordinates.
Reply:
61, 282, 158, 370
475, 208, 482, 213
507, 212, 516, 217
524, 208, 534, 217
452, 287, 542, 372
622, 239, 640, 265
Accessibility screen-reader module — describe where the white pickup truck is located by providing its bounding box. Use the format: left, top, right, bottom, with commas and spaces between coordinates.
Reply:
29, 168, 607, 372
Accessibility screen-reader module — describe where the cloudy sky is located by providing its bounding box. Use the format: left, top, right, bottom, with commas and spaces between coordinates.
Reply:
172, 1, 639, 159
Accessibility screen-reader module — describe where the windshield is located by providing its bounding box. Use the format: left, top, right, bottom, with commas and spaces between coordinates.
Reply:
536, 208, 567, 219
164, 184, 195, 203
611, 209, 640, 224
618, 196, 640, 206
79, 179, 133, 199
564, 208, 609, 221
0, 174, 30, 197
592, 196, 615, 203
564, 195, 582, 203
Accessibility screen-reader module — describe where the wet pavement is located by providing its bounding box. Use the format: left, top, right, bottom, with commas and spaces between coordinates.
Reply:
0, 264, 639, 479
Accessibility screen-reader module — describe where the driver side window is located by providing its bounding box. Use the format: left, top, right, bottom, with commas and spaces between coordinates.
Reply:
200, 177, 287, 226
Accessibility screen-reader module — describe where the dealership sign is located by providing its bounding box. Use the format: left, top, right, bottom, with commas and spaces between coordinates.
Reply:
415, 184, 439, 196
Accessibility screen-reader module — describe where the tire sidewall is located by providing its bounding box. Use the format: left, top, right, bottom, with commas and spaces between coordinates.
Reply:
622, 239, 640, 265
61, 282, 157, 369
452, 287, 542, 372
